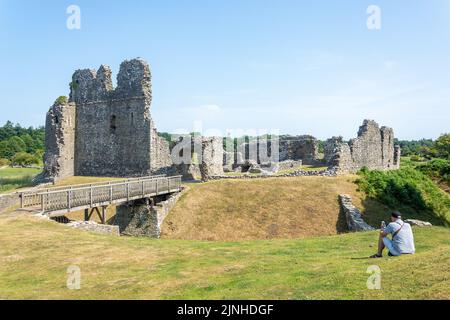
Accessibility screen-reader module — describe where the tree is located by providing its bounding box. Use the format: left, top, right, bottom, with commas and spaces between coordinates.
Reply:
11, 152, 39, 167
7, 136, 26, 153
0, 141, 14, 159
435, 134, 450, 160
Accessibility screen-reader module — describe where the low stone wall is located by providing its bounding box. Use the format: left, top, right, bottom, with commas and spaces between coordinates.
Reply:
0, 193, 20, 213
210, 168, 337, 180
277, 160, 303, 171
67, 221, 120, 236
405, 219, 432, 227
339, 194, 374, 232
112, 190, 184, 238
153, 190, 185, 230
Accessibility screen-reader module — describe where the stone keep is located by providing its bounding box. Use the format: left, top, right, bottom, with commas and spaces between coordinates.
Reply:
324, 120, 401, 173
43, 58, 172, 180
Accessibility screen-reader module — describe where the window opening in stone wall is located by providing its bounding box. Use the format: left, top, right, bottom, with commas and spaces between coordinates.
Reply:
110, 115, 117, 133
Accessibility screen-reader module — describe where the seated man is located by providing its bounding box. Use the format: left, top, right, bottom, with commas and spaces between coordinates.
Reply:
370, 212, 415, 258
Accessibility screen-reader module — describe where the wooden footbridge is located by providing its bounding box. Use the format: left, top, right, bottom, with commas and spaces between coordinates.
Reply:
20, 175, 182, 221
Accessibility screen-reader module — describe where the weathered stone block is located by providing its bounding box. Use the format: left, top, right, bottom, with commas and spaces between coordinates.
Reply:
339, 194, 374, 232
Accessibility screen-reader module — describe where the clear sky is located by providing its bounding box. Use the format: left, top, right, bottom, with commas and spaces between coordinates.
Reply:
0, 0, 449, 139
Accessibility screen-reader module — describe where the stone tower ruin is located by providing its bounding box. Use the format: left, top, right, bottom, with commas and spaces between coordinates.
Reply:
43, 58, 172, 181
324, 120, 401, 173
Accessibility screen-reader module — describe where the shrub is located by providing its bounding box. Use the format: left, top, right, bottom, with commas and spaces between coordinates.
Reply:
11, 152, 40, 167
410, 155, 423, 162
0, 158, 10, 166
416, 159, 450, 185
356, 167, 450, 226
435, 133, 450, 159
54, 96, 68, 106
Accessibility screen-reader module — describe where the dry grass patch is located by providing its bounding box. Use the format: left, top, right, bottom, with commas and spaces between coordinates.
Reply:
161, 175, 388, 241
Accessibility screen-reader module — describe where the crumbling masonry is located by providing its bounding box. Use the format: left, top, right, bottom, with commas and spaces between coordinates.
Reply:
43, 59, 400, 181
43, 58, 171, 180
324, 120, 401, 173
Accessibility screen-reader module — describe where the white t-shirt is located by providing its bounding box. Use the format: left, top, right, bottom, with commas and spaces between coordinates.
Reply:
385, 220, 416, 254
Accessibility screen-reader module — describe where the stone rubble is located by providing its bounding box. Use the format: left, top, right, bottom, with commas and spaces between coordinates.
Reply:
210, 167, 337, 180
66, 221, 120, 236
405, 219, 433, 227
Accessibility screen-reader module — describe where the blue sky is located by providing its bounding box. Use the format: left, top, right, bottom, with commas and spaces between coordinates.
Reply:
0, 0, 449, 139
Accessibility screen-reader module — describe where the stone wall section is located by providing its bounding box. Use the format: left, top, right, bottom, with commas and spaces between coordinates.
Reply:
324, 120, 401, 173
339, 194, 374, 232
199, 137, 224, 181
67, 221, 120, 236
279, 135, 319, 164
43, 102, 76, 181
112, 191, 184, 238
44, 58, 173, 180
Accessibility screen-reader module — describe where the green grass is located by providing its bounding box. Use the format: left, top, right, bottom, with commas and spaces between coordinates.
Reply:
0, 167, 41, 193
0, 215, 448, 299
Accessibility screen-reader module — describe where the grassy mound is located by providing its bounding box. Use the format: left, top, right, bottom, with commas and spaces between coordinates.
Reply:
161, 176, 388, 241
356, 167, 450, 227
0, 215, 448, 299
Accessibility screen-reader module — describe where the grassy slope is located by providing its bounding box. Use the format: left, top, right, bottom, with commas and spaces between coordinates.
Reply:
0, 214, 448, 300
161, 176, 390, 241
0, 167, 41, 194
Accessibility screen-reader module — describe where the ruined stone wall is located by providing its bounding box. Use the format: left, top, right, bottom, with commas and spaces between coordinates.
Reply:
44, 58, 172, 180
279, 135, 320, 164
339, 195, 375, 232
150, 120, 173, 173
112, 191, 184, 238
230, 135, 318, 168
394, 145, 401, 169
72, 59, 154, 177
325, 120, 401, 173
43, 102, 76, 181
199, 136, 224, 180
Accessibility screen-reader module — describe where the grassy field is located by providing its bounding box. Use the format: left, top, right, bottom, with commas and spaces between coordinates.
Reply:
0, 214, 448, 300
162, 176, 390, 241
0, 167, 41, 194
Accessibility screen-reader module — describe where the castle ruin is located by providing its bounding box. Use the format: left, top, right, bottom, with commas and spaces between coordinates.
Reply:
324, 120, 401, 173
43, 58, 400, 181
43, 58, 223, 182
44, 59, 172, 180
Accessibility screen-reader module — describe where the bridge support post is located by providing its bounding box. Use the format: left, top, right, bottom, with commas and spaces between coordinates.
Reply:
101, 206, 107, 224
84, 206, 107, 224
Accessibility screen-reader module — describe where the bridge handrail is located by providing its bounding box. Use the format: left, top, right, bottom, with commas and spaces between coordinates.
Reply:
32, 175, 180, 195
20, 175, 183, 211
21, 175, 167, 195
